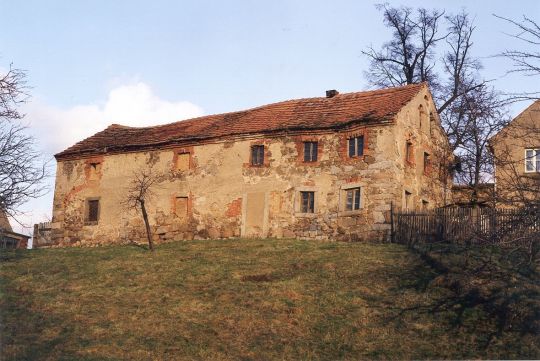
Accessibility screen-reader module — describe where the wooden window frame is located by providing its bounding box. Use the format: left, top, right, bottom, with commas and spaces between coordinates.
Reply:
300, 191, 315, 214
303, 141, 318, 162
345, 187, 361, 211
348, 135, 364, 158
250, 145, 265, 166
85, 197, 100, 225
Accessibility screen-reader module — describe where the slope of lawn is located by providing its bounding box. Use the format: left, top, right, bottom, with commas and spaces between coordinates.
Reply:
0, 239, 538, 360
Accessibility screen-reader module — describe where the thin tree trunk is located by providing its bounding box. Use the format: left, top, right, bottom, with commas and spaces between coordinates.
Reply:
139, 199, 154, 251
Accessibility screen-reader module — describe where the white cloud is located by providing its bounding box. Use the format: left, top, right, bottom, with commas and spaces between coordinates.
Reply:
10, 82, 204, 238
24, 82, 204, 155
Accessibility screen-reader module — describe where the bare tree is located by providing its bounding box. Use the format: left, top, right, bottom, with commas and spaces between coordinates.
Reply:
0, 64, 47, 220
1, 64, 27, 120
447, 86, 508, 191
495, 14, 540, 101
363, 5, 486, 115
364, 5, 508, 198
123, 166, 163, 251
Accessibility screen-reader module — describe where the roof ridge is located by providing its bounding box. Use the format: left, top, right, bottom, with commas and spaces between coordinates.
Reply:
106, 83, 426, 131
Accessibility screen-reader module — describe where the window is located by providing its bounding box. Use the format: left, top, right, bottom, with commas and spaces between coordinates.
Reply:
251, 145, 264, 166
348, 136, 364, 157
404, 191, 412, 211
422, 200, 429, 211
176, 152, 190, 171
175, 196, 189, 219
525, 149, 540, 172
345, 187, 361, 211
406, 141, 414, 163
87, 199, 99, 223
303, 141, 318, 162
423, 152, 431, 174
429, 112, 435, 136
300, 191, 315, 213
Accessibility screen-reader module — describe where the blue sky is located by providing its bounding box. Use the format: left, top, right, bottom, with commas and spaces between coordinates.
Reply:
1, 0, 538, 234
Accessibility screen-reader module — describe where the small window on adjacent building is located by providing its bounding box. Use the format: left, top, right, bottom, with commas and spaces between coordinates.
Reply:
406, 141, 414, 163
300, 191, 315, 213
348, 135, 364, 157
423, 152, 431, 174
251, 145, 265, 166
404, 191, 412, 211
175, 196, 188, 219
345, 187, 361, 211
87, 199, 99, 223
303, 141, 318, 162
525, 149, 540, 172
176, 152, 190, 171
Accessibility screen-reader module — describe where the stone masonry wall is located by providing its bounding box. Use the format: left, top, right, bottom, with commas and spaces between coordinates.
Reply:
47, 89, 449, 247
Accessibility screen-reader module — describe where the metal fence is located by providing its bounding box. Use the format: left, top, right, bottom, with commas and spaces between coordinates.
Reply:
393, 207, 540, 245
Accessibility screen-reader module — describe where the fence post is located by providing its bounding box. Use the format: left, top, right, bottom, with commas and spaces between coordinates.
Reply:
390, 201, 395, 243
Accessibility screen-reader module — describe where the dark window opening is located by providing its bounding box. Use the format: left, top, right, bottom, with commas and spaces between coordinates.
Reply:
87, 199, 99, 223
345, 188, 361, 211
303, 141, 318, 162
300, 191, 315, 213
423, 152, 430, 173
348, 136, 364, 157
251, 145, 264, 166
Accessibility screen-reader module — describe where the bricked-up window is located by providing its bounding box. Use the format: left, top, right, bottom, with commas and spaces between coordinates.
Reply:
423, 152, 431, 173
251, 145, 264, 166
525, 149, 540, 172
303, 141, 318, 162
300, 191, 315, 213
404, 191, 412, 211
348, 136, 364, 157
345, 187, 361, 211
175, 196, 188, 219
87, 199, 99, 223
406, 141, 413, 163
176, 152, 190, 171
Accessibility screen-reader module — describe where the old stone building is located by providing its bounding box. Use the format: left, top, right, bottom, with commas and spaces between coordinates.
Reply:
489, 100, 540, 207
44, 83, 452, 247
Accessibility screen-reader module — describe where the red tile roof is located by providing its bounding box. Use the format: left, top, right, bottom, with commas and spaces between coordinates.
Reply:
56, 83, 426, 160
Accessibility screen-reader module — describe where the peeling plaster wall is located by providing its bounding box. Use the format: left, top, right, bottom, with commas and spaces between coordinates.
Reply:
47, 91, 450, 247
490, 101, 540, 206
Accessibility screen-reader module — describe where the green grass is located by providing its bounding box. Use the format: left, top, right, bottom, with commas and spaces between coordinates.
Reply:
1, 239, 538, 360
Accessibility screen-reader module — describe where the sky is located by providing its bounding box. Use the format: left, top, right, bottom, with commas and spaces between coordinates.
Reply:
1, 0, 539, 236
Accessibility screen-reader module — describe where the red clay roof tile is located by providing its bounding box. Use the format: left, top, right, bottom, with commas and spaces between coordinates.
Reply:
55, 83, 425, 160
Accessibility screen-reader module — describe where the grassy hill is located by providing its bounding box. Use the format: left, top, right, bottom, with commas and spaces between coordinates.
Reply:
1, 239, 538, 360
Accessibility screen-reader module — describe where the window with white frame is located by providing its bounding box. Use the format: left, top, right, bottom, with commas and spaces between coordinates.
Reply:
525, 149, 540, 172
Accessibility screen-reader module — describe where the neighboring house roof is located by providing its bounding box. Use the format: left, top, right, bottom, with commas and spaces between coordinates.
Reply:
0, 209, 13, 232
56, 83, 427, 160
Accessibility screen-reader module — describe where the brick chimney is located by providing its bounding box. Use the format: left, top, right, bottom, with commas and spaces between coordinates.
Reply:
326, 90, 339, 98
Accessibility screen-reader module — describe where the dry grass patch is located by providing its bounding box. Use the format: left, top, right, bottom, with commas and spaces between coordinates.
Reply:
0, 238, 538, 360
